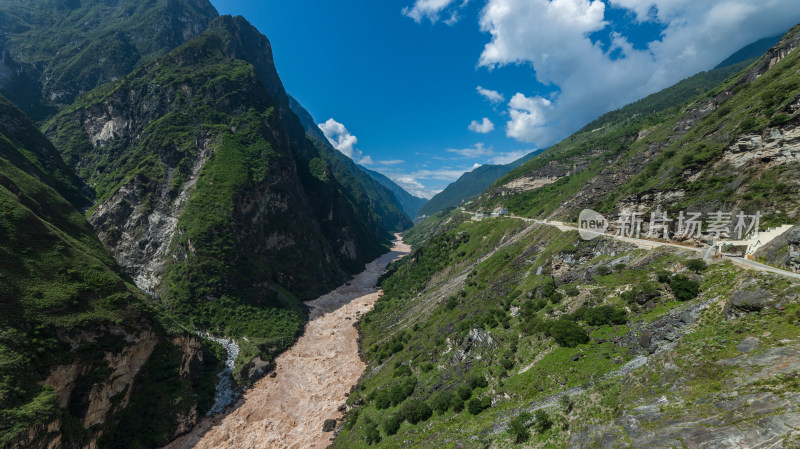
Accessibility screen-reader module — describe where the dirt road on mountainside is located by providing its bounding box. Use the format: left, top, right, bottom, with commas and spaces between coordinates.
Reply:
164, 237, 411, 449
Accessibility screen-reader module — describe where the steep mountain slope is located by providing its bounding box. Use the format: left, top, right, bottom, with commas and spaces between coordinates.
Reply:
416, 150, 540, 219
0, 0, 219, 121
43, 15, 405, 378
481, 26, 800, 238
0, 95, 88, 208
0, 93, 221, 449
416, 38, 783, 223
330, 26, 800, 448
289, 95, 414, 229
334, 216, 800, 448
714, 34, 782, 69
359, 165, 428, 220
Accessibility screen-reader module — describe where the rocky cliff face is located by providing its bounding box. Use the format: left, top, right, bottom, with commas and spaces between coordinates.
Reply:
43, 17, 405, 379
0, 93, 221, 449
0, 0, 219, 120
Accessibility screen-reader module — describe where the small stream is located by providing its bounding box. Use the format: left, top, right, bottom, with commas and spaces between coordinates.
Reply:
197, 331, 241, 416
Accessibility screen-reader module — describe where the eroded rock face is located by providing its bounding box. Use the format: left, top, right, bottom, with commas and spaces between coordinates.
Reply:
723, 125, 800, 168
724, 279, 778, 318
754, 225, 800, 273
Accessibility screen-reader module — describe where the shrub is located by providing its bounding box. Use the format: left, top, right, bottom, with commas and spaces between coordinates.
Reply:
669, 275, 700, 301
508, 412, 532, 443
431, 391, 457, 413
596, 266, 612, 276
444, 296, 458, 310
382, 415, 400, 436
565, 285, 580, 297
389, 377, 416, 406
533, 410, 553, 434
398, 400, 432, 424
364, 418, 381, 444
540, 283, 564, 304
374, 390, 391, 409
467, 398, 482, 415
501, 357, 514, 370
548, 320, 590, 348
394, 365, 412, 377
613, 263, 627, 271
584, 305, 627, 326
656, 270, 672, 283
685, 259, 707, 273
456, 384, 473, 401
468, 374, 488, 389
621, 283, 661, 305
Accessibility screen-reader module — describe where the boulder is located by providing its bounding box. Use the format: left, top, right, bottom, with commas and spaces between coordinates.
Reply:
724, 280, 777, 319
322, 419, 337, 432
736, 336, 759, 353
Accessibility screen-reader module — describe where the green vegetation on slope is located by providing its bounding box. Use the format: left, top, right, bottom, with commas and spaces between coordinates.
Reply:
0, 0, 219, 120
333, 208, 800, 447
0, 94, 221, 447
486, 26, 800, 227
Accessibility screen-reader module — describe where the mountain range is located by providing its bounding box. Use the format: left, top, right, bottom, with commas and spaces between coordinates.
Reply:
2, 1, 800, 448
332, 24, 800, 448
0, 1, 413, 447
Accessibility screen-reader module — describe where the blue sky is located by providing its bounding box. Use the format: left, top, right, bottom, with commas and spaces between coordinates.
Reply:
210, 0, 800, 198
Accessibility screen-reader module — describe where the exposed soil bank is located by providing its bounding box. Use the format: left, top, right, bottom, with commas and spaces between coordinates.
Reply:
164, 236, 411, 449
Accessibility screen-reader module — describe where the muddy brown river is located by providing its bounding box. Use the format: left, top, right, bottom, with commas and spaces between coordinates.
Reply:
164, 236, 411, 449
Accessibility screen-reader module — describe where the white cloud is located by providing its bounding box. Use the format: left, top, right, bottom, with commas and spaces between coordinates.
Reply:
378, 159, 405, 166
447, 142, 493, 158
468, 117, 495, 133
506, 93, 552, 142
476, 86, 505, 103
403, 0, 469, 24
318, 118, 374, 165
390, 176, 441, 198
476, 0, 800, 146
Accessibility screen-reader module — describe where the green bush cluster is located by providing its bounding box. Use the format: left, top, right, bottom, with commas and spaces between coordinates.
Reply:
670, 275, 701, 301
621, 283, 661, 305
569, 305, 628, 326
508, 412, 533, 443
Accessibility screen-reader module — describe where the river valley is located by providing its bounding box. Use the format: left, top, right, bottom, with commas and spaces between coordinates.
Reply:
163, 236, 411, 449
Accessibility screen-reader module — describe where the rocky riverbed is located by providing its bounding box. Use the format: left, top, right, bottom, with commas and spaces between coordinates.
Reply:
163, 236, 411, 449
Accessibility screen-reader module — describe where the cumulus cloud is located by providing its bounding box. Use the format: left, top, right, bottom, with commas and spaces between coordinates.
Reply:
447, 142, 493, 158
468, 117, 496, 133
447, 142, 533, 165
318, 118, 374, 164
403, 0, 469, 24
475, 0, 800, 146
506, 94, 552, 142
476, 86, 505, 103
383, 163, 484, 198
391, 176, 440, 198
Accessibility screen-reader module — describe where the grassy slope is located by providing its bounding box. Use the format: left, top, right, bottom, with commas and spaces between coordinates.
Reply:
0, 94, 221, 447
485, 27, 800, 226
333, 212, 800, 448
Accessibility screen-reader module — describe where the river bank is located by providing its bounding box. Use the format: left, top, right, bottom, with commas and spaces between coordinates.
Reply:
164, 236, 411, 449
